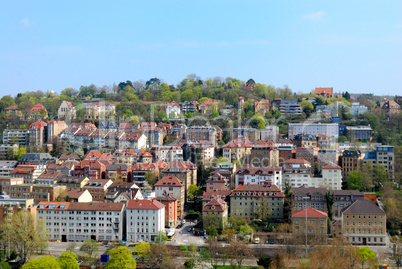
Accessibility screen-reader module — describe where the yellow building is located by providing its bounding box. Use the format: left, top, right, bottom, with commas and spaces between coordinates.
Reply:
203, 198, 228, 229
0, 198, 36, 224
292, 208, 328, 244
222, 138, 253, 163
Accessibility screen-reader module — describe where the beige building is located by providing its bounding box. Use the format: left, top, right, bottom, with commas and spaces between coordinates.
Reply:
28, 121, 47, 147
160, 161, 197, 200
4, 106, 22, 120
222, 138, 253, 163
292, 208, 328, 243
47, 121, 67, 144
67, 188, 93, 202
58, 101, 76, 120
230, 184, 284, 220
254, 99, 270, 115
342, 200, 386, 246
83, 100, 115, 120
186, 126, 218, 146
4, 184, 66, 204
250, 140, 279, 167
0, 198, 36, 224
154, 175, 185, 218
203, 198, 228, 230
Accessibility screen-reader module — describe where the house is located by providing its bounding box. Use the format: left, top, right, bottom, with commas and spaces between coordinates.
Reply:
313, 87, 333, 98
58, 101, 76, 120
83, 100, 115, 120
206, 172, 229, 191
36, 201, 125, 242
106, 163, 132, 182
67, 188, 93, 202
254, 99, 270, 115
200, 99, 217, 115
317, 163, 342, 190
118, 133, 147, 150
4, 106, 22, 120
99, 120, 118, 131
282, 159, 312, 189
35, 171, 64, 185
202, 189, 232, 207
126, 199, 165, 243
151, 145, 184, 163
166, 101, 181, 119
59, 153, 81, 163
105, 182, 143, 203
342, 200, 386, 246
132, 163, 159, 187
292, 134, 318, 148
10, 165, 46, 184
222, 138, 253, 162
179, 101, 198, 114
30, 103, 48, 119
380, 99, 401, 118
154, 175, 185, 218
17, 153, 55, 165
295, 147, 320, 164
160, 161, 197, 199
156, 193, 179, 227
74, 160, 106, 180
230, 184, 284, 220
349, 102, 368, 116
203, 198, 228, 230
292, 208, 328, 243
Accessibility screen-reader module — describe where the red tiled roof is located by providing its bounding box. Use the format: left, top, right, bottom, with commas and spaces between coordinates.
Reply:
31, 103, 47, 112
154, 176, 184, 187
313, 87, 333, 96
321, 163, 341, 169
67, 189, 90, 199
292, 208, 328, 218
203, 198, 227, 212
127, 198, 165, 210
286, 158, 311, 164
84, 150, 102, 159
29, 121, 47, 129
5, 106, 18, 110
223, 138, 253, 148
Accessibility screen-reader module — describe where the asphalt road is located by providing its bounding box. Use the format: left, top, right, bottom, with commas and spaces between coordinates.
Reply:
166, 220, 206, 246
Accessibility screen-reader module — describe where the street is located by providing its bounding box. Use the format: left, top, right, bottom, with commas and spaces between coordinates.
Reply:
166, 220, 206, 247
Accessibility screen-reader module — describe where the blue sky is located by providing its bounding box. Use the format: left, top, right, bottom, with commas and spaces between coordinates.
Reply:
0, 1, 401, 96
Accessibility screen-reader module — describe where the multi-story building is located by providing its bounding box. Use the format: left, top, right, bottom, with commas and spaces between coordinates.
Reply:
30, 103, 48, 120
200, 99, 217, 115
317, 149, 338, 166
349, 102, 368, 116
10, 165, 46, 184
282, 159, 311, 188
179, 101, 198, 114
202, 198, 228, 229
4, 106, 22, 120
56, 176, 90, 189
230, 184, 284, 220
83, 179, 113, 202
106, 163, 132, 182
5, 184, 66, 204
232, 126, 260, 142
183, 140, 215, 165
47, 121, 67, 144
295, 147, 320, 164
342, 200, 386, 246
36, 201, 125, 242
126, 199, 165, 243
292, 208, 328, 243
74, 160, 106, 180
58, 101, 76, 121
152, 145, 183, 163
143, 127, 165, 147
318, 164, 342, 190
154, 175, 185, 218
0, 144, 18, 160
288, 123, 339, 138
28, 121, 48, 147
2, 129, 29, 146
278, 100, 302, 115
346, 126, 373, 141
316, 105, 334, 119
363, 145, 394, 180
160, 161, 197, 199
0, 198, 36, 224
117, 133, 147, 150
316, 134, 336, 150
380, 99, 401, 118
67, 189, 93, 203
340, 149, 362, 179
132, 163, 159, 187
0, 161, 18, 177
293, 134, 318, 148
36, 171, 64, 185
186, 126, 217, 146
291, 186, 364, 218
260, 126, 279, 140
206, 171, 230, 191
235, 166, 282, 188
0, 176, 24, 193
156, 193, 179, 227
166, 101, 181, 119
222, 138, 253, 162
83, 100, 116, 120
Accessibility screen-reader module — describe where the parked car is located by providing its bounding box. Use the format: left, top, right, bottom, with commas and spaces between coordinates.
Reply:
182, 219, 186, 224
187, 226, 193, 232
254, 237, 260, 244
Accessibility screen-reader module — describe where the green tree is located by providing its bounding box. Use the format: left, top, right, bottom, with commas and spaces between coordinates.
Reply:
187, 184, 200, 200
257, 256, 273, 269
347, 171, 363, 191
6, 146, 18, 160
239, 224, 253, 236
373, 164, 388, 188
105, 246, 136, 269
273, 110, 281, 119
155, 231, 167, 243
338, 136, 348, 143
22, 256, 61, 269
79, 239, 99, 258
16, 147, 27, 160
144, 170, 157, 188
58, 251, 79, 269
300, 100, 314, 117
358, 246, 376, 269
325, 192, 335, 221
250, 113, 266, 130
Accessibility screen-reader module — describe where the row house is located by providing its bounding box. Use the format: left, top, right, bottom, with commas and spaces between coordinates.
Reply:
36, 201, 124, 242
58, 101, 76, 121
154, 175, 185, 218
73, 128, 96, 146
230, 184, 284, 221
106, 163, 132, 182
202, 189, 232, 208
88, 130, 110, 148
18, 153, 55, 165
222, 138, 253, 162
143, 127, 165, 147
113, 149, 152, 165
126, 199, 165, 243
47, 162, 76, 176
10, 165, 46, 184
74, 160, 106, 179
0, 198, 36, 225
83, 178, 113, 202
104, 131, 125, 149
235, 166, 282, 189
291, 186, 364, 218
132, 163, 159, 186
250, 140, 279, 167
118, 133, 147, 150
200, 99, 217, 115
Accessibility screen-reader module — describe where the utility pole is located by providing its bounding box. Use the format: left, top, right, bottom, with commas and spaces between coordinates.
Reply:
302, 196, 310, 258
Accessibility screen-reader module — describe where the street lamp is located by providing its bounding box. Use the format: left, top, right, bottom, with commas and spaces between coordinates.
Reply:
302, 196, 310, 258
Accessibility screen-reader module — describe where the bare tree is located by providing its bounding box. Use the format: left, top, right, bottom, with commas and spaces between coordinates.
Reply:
227, 240, 254, 269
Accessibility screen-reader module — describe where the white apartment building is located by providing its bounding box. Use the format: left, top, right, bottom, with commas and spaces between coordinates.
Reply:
260, 126, 279, 140
319, 164, 342, 190
2, 129, 29, 146
126, 199, 165, 243
36, 201, 125, 242
288, 123, 339, 138
166, 101, 181, 119
153, 145, 183, 162
235, 166, 282, 189
282, 159, 312, 188
0, 161, 17, 177
58, 101, 76, 121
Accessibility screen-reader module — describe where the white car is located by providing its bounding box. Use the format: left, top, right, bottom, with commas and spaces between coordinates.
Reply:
182, 219, 186, 224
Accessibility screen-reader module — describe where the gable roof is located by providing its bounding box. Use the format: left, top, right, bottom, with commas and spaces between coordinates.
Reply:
292, 208, 328, 218
342, 200, 385, 214
154, 176, 184, 187
126, 199, 165, 210
203, 198, 227, 212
